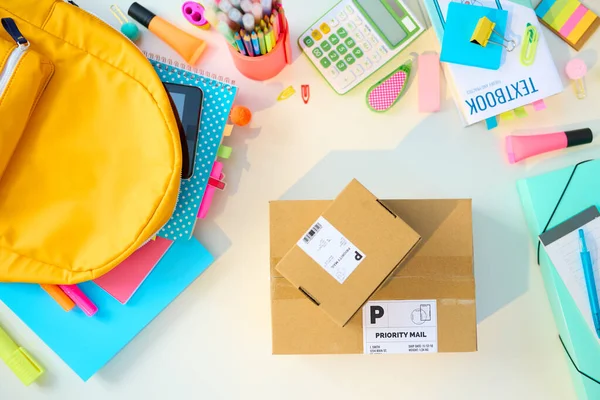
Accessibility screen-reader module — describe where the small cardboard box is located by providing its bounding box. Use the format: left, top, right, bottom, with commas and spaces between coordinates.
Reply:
270, 199, 477, 355
275, 180, 421, 327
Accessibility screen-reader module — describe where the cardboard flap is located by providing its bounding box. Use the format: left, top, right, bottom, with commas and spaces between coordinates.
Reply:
275, 180, 421, 326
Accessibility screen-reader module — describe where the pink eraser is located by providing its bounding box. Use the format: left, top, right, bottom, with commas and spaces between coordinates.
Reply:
418, 53, 440, 113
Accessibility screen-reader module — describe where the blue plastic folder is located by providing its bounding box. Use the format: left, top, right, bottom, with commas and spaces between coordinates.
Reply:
440, 2, 508, 70
518, 160, 600, 400
0, 238, 213, 381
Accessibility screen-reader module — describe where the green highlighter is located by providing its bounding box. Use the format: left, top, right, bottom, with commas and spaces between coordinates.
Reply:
0, 323, 44, 386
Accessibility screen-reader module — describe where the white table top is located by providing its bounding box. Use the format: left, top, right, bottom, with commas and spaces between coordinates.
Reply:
3, 0, 598, 398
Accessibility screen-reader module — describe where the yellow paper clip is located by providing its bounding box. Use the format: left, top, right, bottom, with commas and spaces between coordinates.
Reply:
470, 17, 516, 51
277, 86, 296, 101
520, 24, 538, 66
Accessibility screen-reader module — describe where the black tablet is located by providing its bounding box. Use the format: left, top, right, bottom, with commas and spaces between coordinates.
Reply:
164, 83, 204, 180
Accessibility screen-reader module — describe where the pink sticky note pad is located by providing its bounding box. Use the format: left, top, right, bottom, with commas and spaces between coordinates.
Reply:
418, 53, 441, 113
94, 237, 173, 304
198, 161, 224, 219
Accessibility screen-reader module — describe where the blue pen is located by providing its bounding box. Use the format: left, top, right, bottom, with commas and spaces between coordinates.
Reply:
579, 229, 600, 338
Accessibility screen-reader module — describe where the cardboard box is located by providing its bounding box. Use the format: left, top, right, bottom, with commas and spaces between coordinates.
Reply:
270, 199, 477, 355
275, 180, 421, 327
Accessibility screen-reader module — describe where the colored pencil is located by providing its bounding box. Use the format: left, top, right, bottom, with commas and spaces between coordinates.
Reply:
265, 27, 273, 52
243, 32, 255, 56
251, 32, 261, 55
270, 26, 276, 46
272, 10, 280, 38
259, 19, 267, 30
234, 32, 247, 55
270, 13, 279, 40
278, 6, 286, 32
258, 29, 267, 54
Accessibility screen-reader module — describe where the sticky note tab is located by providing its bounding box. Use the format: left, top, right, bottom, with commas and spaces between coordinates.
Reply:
485, 116, 498, 130
500, 111, 515, 120
217, 145, 232, 159
222, 124, 234, 137
514, 106, 528, 118
533, 99, 547, 111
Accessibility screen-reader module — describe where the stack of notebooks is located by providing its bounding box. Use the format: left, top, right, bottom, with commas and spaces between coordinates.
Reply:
0, 57, 237, 381
422, 0, 563, 126
269, 180, 478, 355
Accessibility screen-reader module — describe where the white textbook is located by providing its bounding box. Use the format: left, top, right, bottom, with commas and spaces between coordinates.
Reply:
422, 0, 563, 126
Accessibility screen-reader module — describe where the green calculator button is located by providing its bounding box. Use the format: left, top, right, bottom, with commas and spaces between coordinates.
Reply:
344, 54, 355, 65
345, 37, 356, 48
329, 51, 339, 61
337, 44, 348, 55
312, 48, 324, 58
337, 27, 348, 38
321, 40, 332, 52
303, 36, 315, 47
352, 47, 364, 58
329, 34, 340, 45
336, 60, 347, 71
320, 57, 331, 68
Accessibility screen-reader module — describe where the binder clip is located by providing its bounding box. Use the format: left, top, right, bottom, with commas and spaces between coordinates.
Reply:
470, 16, 516, 51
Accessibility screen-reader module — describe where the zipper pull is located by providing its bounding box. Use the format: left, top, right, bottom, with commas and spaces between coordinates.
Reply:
1, 18, 29, 48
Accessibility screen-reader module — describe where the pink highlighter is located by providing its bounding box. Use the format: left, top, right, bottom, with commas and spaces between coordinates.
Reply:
506, 128, 593, 164
58, 285, 98, 317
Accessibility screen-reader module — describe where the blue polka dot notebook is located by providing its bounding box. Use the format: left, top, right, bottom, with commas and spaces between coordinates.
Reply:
147, 54, 238, 241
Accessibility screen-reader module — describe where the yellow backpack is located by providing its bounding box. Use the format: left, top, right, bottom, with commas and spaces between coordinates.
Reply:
0, 0, 182, 284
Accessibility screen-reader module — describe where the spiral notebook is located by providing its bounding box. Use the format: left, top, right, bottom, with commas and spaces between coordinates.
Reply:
146, 53, 238, 241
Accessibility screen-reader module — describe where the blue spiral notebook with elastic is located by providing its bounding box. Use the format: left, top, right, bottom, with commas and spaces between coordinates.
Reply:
148, 54, 238, 241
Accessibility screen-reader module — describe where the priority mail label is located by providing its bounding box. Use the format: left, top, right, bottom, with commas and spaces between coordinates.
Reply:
363, 300, 438, 354
297, 216, 365, 284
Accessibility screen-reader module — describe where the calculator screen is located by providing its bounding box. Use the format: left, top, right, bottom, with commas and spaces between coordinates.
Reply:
354, 0, 408, 48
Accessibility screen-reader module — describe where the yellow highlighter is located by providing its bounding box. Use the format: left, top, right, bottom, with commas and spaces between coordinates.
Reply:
0, 322, 44, 385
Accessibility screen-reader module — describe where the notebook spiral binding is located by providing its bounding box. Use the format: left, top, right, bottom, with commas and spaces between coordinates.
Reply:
144, 51, 236, 90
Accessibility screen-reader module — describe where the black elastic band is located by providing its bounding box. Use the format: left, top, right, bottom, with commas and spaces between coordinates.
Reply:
536, 159, 593, 265
559, 335, 600, 385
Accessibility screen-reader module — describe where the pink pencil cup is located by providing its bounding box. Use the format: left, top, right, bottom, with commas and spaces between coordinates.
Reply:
227, 18, 291, 81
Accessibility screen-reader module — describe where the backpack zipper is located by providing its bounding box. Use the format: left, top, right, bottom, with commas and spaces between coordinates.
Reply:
0, 19, 29, 100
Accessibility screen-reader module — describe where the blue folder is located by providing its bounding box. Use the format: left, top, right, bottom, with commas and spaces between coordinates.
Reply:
518, 159, 600, 400
0, 237, 213, 381
440, 2, 508, 70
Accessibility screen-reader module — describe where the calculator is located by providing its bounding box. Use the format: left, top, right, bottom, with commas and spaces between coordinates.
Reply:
299, 0, 424, 95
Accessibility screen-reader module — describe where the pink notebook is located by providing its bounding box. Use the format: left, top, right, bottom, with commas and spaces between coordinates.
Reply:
94, 237, 173, 304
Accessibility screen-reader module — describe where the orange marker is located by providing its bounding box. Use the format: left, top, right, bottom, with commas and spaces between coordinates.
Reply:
128, 2, 207, 65
40, 284, 75, 312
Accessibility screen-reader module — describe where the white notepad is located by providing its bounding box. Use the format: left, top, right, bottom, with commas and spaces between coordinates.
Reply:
540, 206, 600, 338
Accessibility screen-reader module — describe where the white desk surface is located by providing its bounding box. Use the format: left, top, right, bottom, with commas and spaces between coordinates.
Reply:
3, 0, 598, 398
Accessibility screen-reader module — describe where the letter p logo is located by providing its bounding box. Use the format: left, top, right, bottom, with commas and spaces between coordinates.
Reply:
370, 305, 384, 324
354, 251, 363, 261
